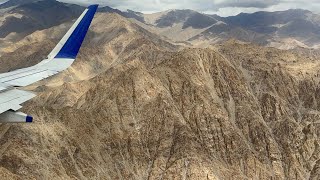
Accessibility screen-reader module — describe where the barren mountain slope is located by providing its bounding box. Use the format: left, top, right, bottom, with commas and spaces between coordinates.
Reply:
139, 10, 219, 42
134, 10, 271, 48
0, 0, 84, 57
133, 9, 320, 49
223, 9, 320, 46
0, 10, 319, 180
0, 0, 83, 39
0, 12, 176, 78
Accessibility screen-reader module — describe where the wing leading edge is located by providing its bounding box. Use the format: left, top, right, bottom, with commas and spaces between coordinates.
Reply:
0, 4, 98, 123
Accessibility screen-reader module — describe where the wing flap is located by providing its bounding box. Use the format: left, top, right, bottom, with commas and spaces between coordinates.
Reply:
0, 69, 59, 87
0, 89, 36, 114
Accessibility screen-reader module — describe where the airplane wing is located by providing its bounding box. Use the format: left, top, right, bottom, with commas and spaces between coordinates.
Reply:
0, 4, 98, 123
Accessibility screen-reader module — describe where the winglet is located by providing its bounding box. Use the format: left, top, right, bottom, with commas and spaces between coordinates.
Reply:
48, 4, 99, 59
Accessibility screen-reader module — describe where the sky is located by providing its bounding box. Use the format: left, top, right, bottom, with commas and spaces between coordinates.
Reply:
1, 0, 320, 16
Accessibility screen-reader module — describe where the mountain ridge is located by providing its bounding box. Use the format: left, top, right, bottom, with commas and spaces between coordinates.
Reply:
2, 0, 320, 49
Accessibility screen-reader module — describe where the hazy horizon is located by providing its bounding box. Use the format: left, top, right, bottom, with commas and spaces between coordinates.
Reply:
0, 0, 319, 17
57, 0, 320, 17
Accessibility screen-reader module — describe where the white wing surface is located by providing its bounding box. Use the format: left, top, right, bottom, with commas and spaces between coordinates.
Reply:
0, 4, 98, 123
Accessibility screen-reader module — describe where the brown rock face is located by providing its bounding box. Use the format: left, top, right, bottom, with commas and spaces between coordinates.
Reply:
0, 13, 319, 180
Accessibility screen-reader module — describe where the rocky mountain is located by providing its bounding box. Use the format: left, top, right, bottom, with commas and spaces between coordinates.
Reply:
0, 1, 319, 179
222, 9, 320, 47
0, 0, 139, 55
222, 9, 311, 33
148, 9, 218, 29
0, 0, 39, 9
129, 9, 320, 49
126, 10, 221, 44
127, 10, 256, 46
99, 6, 145, 23
188, 22, 271, 47
2, 1, 320, 49
0, 0, 84, 53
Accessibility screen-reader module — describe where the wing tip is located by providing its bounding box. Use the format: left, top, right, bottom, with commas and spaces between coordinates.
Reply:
53, 4, 99, 59
88, 4, 99, 10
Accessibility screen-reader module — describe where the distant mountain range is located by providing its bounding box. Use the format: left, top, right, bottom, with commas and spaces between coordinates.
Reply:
0, 0, 84, 41
138, 8, 320, 49
1, 0, 320, 49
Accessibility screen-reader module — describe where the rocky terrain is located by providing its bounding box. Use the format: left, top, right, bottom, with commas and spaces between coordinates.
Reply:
2, 0, 320, 50
136, 9, 320, 49
0, 0, 319, 180
0, 0, 84, 56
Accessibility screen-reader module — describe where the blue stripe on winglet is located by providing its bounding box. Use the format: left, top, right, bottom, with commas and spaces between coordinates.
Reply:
55, 4, 98, 59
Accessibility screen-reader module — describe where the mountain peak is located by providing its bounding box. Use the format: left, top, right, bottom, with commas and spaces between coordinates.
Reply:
0, 0, 42, 9
148, 9, 217, 29
285, 8, 312, 14
0, 0, 83, 39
